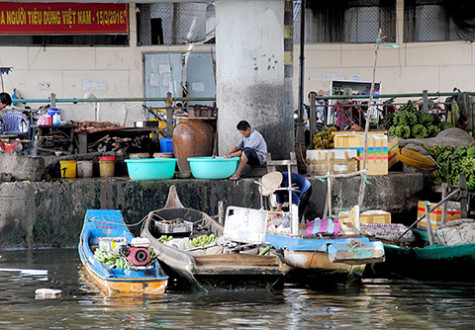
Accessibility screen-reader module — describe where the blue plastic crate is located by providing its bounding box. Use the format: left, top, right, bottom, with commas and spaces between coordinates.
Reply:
159, 137, 173, 153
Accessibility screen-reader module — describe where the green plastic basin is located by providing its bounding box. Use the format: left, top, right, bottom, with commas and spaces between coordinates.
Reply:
125, 158, 177, 180
187, 157, 240, 179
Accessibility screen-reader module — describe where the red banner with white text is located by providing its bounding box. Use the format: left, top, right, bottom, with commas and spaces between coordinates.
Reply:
0, 3, 128, 34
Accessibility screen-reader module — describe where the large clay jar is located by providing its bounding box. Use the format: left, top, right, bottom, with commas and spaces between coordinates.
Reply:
172, 118, 214, 172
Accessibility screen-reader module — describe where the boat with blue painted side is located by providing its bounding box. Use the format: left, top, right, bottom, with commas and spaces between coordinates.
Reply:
266, 233, 385, 280
78, 209, 168, 295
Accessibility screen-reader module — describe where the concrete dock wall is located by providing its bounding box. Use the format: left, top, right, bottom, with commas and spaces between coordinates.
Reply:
0, 172, 425, 248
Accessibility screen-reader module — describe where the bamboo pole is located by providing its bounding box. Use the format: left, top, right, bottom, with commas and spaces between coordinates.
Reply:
393, 188, 460, 243
358, 28, 382, 209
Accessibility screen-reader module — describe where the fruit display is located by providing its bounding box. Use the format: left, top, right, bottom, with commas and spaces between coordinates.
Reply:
386, 101, 452, 139
313, 126, 337, 149
424, 144, 475, 190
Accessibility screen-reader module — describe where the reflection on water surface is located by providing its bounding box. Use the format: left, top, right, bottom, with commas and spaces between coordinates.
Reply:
1, 248, 475, 329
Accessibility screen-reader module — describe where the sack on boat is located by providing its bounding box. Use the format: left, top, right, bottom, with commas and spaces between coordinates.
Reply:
434, 219, 475, 246
306, 218, 341, 236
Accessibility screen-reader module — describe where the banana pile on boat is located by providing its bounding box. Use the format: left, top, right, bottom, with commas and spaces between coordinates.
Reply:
158, 235, 174, 243
190, 234, 216, 247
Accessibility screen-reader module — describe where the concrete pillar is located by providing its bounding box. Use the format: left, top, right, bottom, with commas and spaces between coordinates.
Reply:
215, 0, 294, 159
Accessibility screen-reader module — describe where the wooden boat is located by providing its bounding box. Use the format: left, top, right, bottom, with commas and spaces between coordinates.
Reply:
140, 186, 290, 291
78, 209, 168, 295
266, 230, 385, 282
370, 220, 475, 280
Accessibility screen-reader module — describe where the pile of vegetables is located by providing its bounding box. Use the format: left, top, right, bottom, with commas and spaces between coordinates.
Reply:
94, 246, 157, 269
424, 144, 475, 190
313, 126, 337, 149
386, 101, 452, 139
190, 234, 216, 247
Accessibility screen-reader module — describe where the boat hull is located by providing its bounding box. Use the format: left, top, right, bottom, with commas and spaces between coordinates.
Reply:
81, 265, 167, 295
371, 243, 475, 280
284, 250, 365, 275
266, 233, 384, 281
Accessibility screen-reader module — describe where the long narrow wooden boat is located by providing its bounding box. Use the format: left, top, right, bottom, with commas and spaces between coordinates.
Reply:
78, 209, 168, 295
140, 186, 290, 291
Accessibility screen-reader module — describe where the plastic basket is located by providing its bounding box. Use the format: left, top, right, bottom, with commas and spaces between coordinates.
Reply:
154, 219, 193, 235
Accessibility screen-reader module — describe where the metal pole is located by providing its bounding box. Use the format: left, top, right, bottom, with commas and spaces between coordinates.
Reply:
393, 188, 460, 243
422, 90, 429, 112
296, 0, 306, 145
308, 91, 316, 148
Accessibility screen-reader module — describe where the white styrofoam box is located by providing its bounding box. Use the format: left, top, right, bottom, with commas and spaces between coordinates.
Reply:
223, 206, 268, 243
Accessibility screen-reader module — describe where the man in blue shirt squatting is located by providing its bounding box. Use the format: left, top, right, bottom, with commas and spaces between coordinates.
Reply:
224, 120, 267, 180
275, 172, 313, 223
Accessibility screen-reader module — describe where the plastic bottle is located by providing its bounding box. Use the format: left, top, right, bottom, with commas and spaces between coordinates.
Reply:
47, 108, 61, 125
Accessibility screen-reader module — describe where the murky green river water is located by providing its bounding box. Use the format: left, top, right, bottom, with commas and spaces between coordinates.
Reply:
1, 248, 475, 329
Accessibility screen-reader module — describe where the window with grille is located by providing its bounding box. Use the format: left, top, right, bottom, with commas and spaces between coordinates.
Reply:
294, 0, 396, 43
136, 3, 215, 46
404, 0, 475, 42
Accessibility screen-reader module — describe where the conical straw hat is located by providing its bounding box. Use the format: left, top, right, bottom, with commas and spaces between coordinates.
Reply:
260, 171, 283, 196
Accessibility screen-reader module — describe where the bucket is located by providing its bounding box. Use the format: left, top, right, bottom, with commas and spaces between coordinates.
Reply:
159, 137, 173, 153
60, 160, 77, 178
77, 161, 93, 178
99, 159, 115, 177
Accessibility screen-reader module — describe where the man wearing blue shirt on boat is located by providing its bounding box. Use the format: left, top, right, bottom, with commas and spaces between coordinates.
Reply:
224, 120, 267, 180
275, 172, 312, 223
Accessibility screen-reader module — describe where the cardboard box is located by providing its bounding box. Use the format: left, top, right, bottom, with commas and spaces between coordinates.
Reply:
416, 200, 461, 230
334, 130, 388, 175
306, 149, 358, 175
338, 209, 392, 224
388, 136, 399, 169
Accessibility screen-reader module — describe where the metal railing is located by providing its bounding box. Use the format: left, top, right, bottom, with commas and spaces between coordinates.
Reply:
306, 89, 474, 149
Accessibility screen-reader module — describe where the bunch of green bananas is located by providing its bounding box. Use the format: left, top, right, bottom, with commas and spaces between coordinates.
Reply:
158, 235, 174, 243
411, 124, 428, 139
94, 247, 130, 269
94, 247, 117, 265
190, 234, 216, 247
424, 145, 475, 190
114, 256, 129, 269
398, 101, 417, 113
148, 247, 157, 264
394, 125, 411, 139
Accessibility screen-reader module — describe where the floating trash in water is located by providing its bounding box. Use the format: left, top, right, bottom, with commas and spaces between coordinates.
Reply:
0, 268, 48, 276
35, 288, 62, 299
